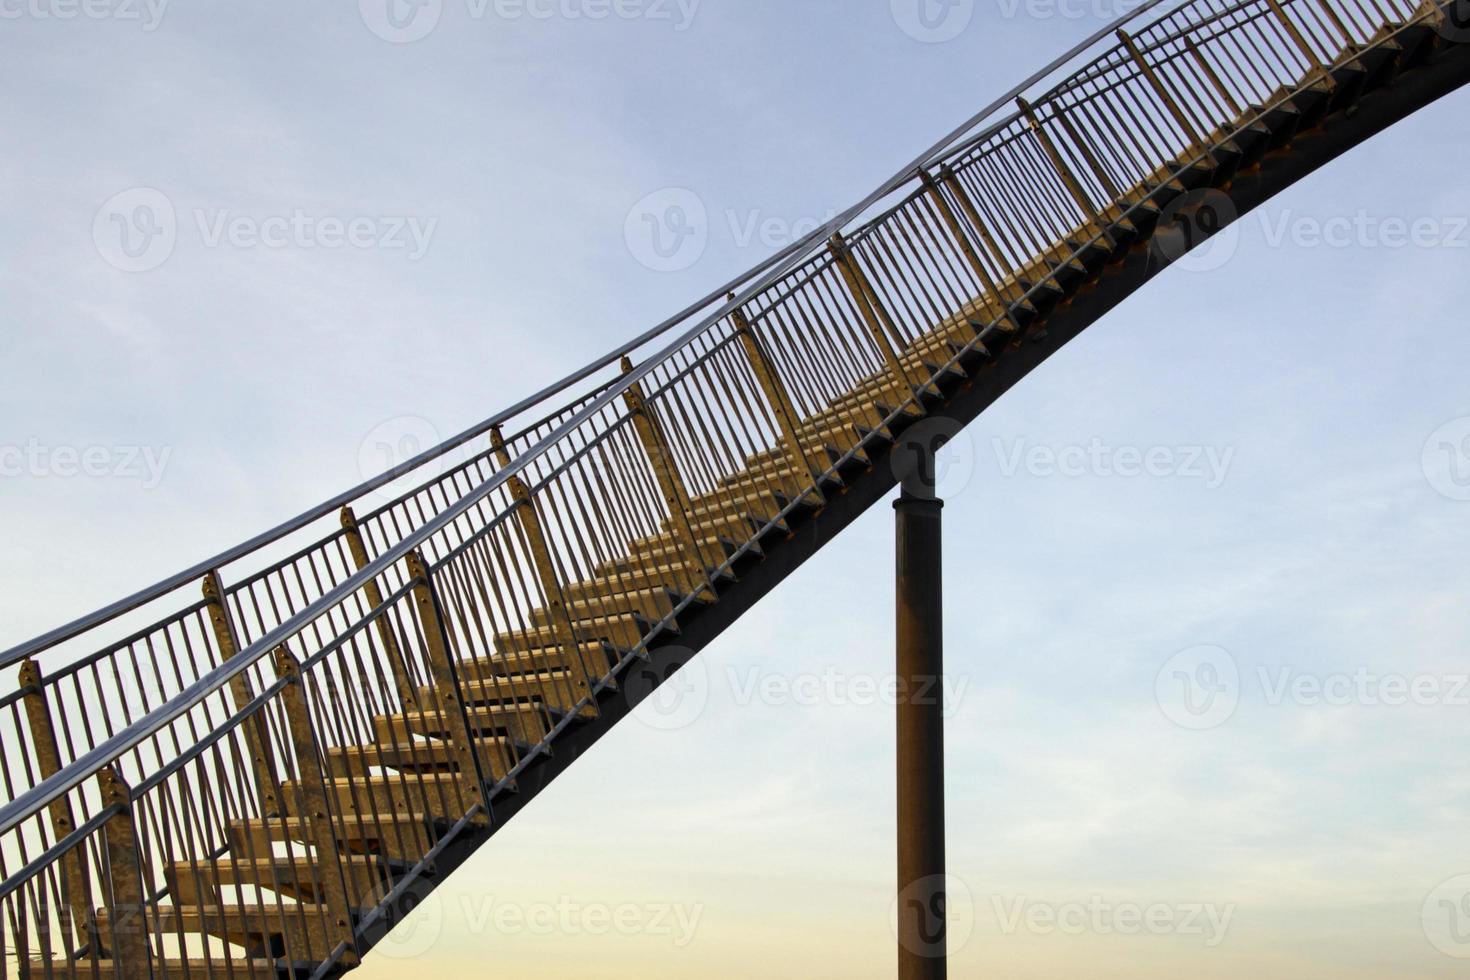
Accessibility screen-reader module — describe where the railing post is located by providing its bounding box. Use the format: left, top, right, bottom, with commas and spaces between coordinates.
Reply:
202, 571, 281, 817
339, 506, 420, 708
1117, 29, 1212, 157
272, 647, 360, 967
827, 233, 927, 398
918, 169, 1011, 323
490, 426, 601, 704
935, 164, 1028, 314
619, 359, 716, 578
405, 549, 492, 826
18, 660, 96, 954
1262, 0, 1339, 86
1016, 96, 1113, 244
97, 768, 150, 979
728, 299, 826, 504
1185, 38, 1243, 117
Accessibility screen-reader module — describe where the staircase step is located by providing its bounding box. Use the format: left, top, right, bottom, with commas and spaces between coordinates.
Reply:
603, 533, 745, 578
376, 699, 556, 744
32, 959, 284, 979
95, 903, 341, 962
285, 772, 474, 825
229, 812, 434, 865
496, 610, 652, 653
451, 669, 595, 711
530, 584, 686, 628
463, 641, 622, 684
165, 853, 384, 907
327, 734, 517, 781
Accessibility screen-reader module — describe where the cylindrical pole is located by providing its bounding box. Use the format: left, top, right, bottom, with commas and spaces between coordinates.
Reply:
895, 489, 946, 980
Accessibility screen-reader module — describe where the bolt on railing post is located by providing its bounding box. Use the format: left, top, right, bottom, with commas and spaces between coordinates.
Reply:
727, 298, 826, 505
827, 233, 928, 399
18, 659, 96, 954
490, 426, 603, 706
1016, 96, 1114, 245
1117, 29, 1213, 159
1263, 0, 1339, 85
96, 768, 150, 980
405, 550, 492, 826
272, 647, 360, 968
619, 359, 717, 582
202, 571, 281, 817
339, 506, 420, 708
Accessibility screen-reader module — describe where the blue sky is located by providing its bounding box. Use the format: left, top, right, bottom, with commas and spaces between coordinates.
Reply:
4, 1, 1470, 976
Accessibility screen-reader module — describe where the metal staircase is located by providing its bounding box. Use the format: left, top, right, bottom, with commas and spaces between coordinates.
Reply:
4, 1, 1469, 975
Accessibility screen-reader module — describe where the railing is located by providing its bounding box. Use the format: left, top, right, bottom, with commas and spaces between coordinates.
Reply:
1, 0, 1451, 973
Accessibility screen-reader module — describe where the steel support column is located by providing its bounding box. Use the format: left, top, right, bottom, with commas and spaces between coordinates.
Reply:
895, 461, 946, 979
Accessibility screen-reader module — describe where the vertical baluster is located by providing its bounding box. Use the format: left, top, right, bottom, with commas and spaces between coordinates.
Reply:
405, 550, 493, 825
97, 768, 149, 979
490, 426, 603, 702
340, 506, 420, 708
728, 299, 826, 504
18, 661, 95, 954
272, 648, 360, 967
202, 571, 281, 817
